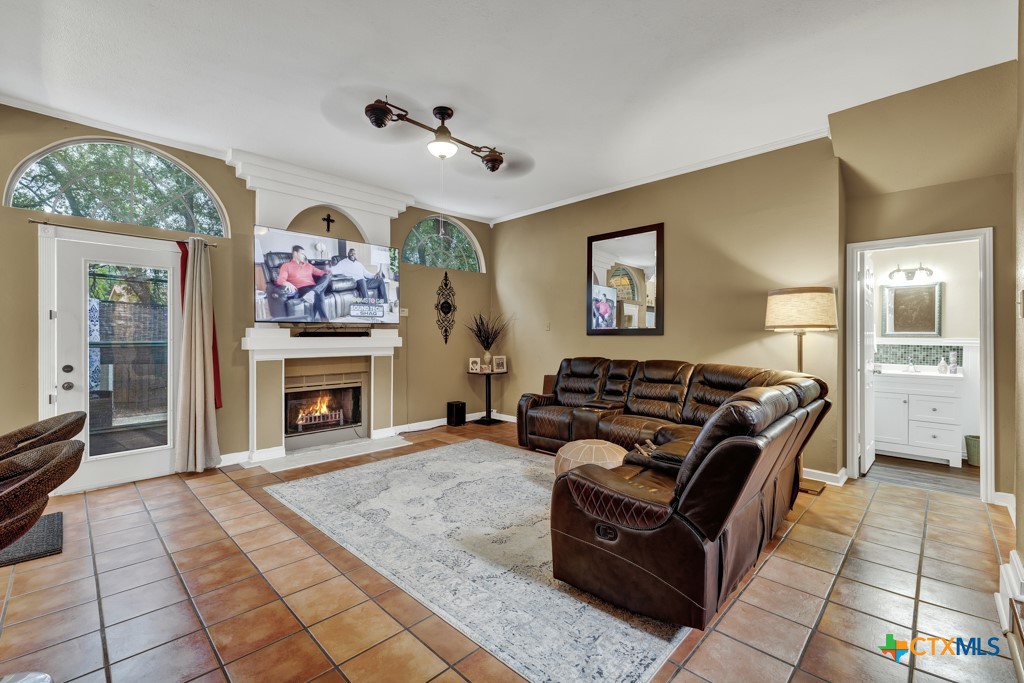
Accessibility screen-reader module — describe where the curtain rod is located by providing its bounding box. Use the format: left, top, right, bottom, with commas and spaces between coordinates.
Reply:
28, 219, 219, 247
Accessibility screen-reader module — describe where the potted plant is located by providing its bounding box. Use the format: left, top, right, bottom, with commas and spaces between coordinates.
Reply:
467, 313, 510, 367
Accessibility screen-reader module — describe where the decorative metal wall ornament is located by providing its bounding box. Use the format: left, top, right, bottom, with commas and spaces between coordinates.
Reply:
434, 271, 457, 344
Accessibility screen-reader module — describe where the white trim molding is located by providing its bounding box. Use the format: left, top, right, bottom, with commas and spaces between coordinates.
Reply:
227, 149, 413, 245
803, 467, 849, 487
844, 228, 996, 503
998, 550, 1024, 631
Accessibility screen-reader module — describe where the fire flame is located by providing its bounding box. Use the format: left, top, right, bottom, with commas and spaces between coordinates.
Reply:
297, 393, 331, 421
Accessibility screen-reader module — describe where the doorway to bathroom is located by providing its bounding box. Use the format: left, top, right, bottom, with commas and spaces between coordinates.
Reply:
846, 228, 994, 501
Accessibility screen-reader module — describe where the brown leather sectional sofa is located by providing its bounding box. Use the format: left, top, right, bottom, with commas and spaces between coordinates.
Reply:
517, 357, 830, 628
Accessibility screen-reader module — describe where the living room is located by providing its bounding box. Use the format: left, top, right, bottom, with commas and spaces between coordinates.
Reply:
0, 2, 1021, 682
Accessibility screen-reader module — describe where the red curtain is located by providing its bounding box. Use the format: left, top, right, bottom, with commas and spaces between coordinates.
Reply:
178, 242, 223, 409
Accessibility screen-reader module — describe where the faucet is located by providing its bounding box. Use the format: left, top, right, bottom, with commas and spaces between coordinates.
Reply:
906, 358, 917, 373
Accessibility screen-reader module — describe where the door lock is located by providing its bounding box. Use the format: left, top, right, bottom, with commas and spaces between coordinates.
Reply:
61, 382, 74, 391
61, 364, 74, 373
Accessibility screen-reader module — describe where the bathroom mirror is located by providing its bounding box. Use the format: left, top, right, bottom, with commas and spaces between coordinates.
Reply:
587, 223, 664, 335
880, 282, 943, 337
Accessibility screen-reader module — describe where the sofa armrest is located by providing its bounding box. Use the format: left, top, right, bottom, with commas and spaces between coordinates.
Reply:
623, 448, 686, 476
572, 406, 623, 441
561, 464, 676, 530
517, 393, 558, 446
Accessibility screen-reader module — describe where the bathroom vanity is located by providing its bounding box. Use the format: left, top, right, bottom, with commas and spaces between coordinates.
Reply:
874, 368, 965, 467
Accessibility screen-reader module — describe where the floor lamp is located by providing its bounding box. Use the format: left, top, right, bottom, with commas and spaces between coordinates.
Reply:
765, 286, 838, 495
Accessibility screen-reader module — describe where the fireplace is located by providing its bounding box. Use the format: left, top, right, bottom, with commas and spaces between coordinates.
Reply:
284, 385, 361, 436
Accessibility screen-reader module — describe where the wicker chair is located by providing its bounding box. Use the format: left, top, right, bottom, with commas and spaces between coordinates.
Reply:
0, 441, 84, 550
0, 412, 86, 462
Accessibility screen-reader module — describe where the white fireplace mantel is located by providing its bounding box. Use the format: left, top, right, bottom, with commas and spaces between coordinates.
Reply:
241, 327, 402, 360
241, 327, 403, 462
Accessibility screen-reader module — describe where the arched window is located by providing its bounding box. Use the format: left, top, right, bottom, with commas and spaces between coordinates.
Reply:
401, 216, 483, 273
7, 139, 226, 236
609, 267, 637, 301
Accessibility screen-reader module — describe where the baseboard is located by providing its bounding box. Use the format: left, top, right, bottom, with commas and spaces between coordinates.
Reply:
992, 492, 1017, 527
395, 412, 516, 434
370, 428, 396, 439
251, 446, 287, 462
217, 451, 249, 467
802, 467, 848, 487
997, 550, 1024, 631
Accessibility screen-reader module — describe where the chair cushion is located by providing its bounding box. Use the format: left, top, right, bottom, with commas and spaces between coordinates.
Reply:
527, 405, 575, 442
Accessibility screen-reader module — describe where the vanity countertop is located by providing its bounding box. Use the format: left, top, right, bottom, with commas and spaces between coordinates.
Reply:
876, 365, 964, 379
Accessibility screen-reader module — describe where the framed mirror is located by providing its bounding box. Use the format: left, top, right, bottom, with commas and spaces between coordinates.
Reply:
587, 223, 664, 335
880, 282, 943, 337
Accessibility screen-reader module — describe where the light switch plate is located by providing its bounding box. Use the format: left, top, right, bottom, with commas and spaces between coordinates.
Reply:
400, 308, 409, 317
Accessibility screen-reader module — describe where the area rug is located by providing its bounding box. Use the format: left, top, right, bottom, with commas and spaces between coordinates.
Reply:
267, 439, 688, 683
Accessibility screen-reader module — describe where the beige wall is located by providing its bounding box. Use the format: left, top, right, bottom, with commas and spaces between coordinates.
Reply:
390, 207, 494, 425
491, 139, 845, 474
847, 176, 1015, 491
0, 104, 256, 455
871, 241, 980, 340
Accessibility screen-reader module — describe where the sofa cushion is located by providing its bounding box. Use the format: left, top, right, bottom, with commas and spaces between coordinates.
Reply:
554, 357, 610, 408
625, 361, 694, 422
527, 405, 575, 442
681, 363, 775, 425
598, 415, 675, 449
676, 385, 799, 488
601, 360, 638, 404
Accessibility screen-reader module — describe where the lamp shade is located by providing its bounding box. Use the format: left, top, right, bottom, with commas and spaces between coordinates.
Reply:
765, 287, 837, 331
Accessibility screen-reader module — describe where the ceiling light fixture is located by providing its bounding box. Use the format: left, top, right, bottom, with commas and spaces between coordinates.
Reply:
364, 99, 505, 172
888, 263, 933, 281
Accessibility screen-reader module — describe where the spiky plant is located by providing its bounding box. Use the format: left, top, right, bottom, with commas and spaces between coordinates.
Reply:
466, 313, 511, 351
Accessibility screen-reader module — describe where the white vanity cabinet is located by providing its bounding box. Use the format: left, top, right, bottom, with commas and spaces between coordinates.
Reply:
873, 373, 965, 467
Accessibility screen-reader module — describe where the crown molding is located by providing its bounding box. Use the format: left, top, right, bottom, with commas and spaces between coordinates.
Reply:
0, 95, 224, 158
226, 150, 413, 219
490, 128, 832, 225
410, 202, 492, 227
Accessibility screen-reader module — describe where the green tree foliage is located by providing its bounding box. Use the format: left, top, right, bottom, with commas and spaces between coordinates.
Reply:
401, 217, 480, 273
88, 263, 169, 306
12, 142, 224, 236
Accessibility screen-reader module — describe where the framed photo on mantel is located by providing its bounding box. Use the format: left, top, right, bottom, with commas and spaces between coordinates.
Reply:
468, 358, 481, 373
493, 356, 507, 372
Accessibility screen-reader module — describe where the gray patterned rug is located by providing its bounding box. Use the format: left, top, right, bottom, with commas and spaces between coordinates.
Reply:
267, 439, 688, 683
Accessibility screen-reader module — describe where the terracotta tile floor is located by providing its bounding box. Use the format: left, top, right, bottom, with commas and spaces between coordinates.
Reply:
0, 422, 1014, 682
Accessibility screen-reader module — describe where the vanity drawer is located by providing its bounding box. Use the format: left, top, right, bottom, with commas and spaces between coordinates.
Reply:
908, 395, 962, 426
908, 421, 963, 452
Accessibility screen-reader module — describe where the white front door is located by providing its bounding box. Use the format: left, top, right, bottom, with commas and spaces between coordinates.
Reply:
42, 228, 181, 493
860, 251, 877, 474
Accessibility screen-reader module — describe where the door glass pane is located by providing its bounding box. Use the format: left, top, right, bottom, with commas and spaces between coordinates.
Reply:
87, 263, 170, 456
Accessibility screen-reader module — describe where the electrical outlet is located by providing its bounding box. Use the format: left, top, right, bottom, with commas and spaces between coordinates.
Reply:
400, 308, 409, 317
545, 321, 551, 331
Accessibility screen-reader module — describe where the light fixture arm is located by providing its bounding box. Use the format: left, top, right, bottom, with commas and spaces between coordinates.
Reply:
364, 98, 505, 171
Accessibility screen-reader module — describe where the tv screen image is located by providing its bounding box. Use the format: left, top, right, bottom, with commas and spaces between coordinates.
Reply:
254, 226, 399, 324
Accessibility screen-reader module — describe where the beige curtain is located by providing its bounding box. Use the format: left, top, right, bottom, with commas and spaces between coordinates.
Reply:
175, 237, 220, 472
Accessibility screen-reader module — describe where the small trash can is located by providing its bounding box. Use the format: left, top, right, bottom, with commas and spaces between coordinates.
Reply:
964, 435, 980, 467
447, 401, 466, 427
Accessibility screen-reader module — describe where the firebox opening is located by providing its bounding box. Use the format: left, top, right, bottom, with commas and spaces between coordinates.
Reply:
284, 385, 362, 436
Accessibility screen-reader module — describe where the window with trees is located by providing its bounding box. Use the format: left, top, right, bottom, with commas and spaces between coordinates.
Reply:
8, 140, 226, 236
401, 216, 482, 273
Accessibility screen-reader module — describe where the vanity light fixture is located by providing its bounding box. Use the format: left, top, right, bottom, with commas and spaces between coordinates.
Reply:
364, 99, 505, 171
888, 263, 933, 281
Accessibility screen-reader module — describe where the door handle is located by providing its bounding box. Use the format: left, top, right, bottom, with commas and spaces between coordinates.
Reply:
61, 382, 74, 391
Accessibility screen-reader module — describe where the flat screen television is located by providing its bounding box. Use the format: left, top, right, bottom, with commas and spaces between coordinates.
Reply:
254, 226, 399, 325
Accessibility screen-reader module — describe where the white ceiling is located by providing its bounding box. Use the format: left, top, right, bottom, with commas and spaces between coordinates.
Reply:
0, 0, 1015, 223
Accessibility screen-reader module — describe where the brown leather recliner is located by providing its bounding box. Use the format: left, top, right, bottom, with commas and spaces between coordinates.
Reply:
549, 368, 830, 628
517, 357, 610, 452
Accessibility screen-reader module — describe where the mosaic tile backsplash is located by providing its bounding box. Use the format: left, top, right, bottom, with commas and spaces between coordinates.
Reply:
874, 344, 964, 366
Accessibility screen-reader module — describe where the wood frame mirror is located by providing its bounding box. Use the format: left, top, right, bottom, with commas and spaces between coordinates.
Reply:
587, 223, 664, 336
